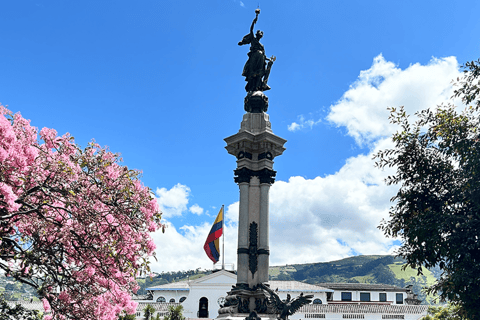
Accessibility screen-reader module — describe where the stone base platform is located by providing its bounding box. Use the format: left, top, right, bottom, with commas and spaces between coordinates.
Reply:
217, 313, 278, 320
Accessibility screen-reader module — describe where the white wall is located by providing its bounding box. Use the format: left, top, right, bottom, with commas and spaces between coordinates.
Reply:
331, 291, 405, 304
151, 290, 189, 303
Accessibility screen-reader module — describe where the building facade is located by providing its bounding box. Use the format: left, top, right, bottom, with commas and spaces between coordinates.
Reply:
135, 270, 428, 320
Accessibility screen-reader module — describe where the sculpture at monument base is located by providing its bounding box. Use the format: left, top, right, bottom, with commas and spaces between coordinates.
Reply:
260, 284, 313, 320
218, 283, 312, 320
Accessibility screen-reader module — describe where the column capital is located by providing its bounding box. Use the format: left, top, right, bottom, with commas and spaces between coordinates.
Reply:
234, 168, 276, 184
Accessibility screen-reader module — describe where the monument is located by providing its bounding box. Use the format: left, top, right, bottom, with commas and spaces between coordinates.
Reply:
219, 10, 312, 320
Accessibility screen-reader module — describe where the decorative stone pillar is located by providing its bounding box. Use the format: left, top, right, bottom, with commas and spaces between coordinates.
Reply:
217, 9, 294, 320
222, 111, 286, 316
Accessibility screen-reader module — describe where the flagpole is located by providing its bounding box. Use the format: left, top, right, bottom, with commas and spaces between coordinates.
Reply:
222, 204, 225, 270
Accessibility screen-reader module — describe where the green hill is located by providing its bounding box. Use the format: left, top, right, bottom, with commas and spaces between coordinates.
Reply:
268, 255, 438, 304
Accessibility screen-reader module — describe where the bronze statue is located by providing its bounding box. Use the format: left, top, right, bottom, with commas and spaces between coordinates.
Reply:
259, 284, 313, 320
239, 9, 276, 92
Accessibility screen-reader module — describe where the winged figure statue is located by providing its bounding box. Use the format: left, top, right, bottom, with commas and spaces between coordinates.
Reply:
259, 284, 314, 320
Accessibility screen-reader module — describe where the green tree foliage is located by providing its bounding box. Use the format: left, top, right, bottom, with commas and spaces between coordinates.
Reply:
143, 304, 156, 320
0, 294, 43, 320
276, 272, 293, 281
422, 303, 466, 320
371, 264, 397, 285
375, 59, 480, 319
117, 313, 136, 320
291, 255, 396, 283
163, 305, 185, 320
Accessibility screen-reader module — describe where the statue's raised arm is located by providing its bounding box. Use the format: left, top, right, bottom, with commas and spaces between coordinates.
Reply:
238, 9, 275, 93
238, 10, 258, 46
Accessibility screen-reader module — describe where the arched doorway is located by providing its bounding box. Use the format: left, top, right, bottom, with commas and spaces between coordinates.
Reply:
198, 297, 209, 318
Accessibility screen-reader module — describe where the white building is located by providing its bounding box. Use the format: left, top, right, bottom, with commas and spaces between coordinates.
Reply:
134, 270, 428, 320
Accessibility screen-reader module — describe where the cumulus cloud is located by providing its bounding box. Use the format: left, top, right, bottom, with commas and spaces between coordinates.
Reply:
189, 204, 204, 215
327, 54, 460, 145
155, 183, 191, 218
268, 138, 398, 265
287, 115, 322, 132
226, 201, 239, 224
150, 203, 239, 272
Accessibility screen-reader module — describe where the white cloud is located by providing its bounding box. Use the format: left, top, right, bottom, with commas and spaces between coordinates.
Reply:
327, 54, 460, 145
268, 140, 397, 265
150, 203, 239, 272
226, 201, 239, 224
155, 183, 191, 218
288, 115, 321, 132
189, 204, 204, 215
287, 122, 300, 132
240, 1, 245, 7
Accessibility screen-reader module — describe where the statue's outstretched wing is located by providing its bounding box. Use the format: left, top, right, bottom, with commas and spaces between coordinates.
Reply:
259, 284, 283, 312
288, 294, 314, 314
238, 33, 253, 46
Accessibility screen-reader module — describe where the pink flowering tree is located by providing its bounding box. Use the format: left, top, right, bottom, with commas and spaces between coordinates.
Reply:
0, 105, 163, 320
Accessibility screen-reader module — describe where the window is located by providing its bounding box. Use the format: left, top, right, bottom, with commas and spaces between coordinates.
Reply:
179, 297, 187, 303
198, 297, 209, 318
157, 296, 166, 303
360, 292, 370, 302
342, 315, 364, 319
396, 293, 403, 304
170, 298, 176, 303
341, 292, 352, 301
379, 293, 387, 302
312, 298, 322, 304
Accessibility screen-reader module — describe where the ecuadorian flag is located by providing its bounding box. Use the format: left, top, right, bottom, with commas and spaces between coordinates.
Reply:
204, 207, 223, 263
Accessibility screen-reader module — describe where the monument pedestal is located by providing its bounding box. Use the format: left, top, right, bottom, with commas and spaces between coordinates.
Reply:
223, 110, 286, 318
217, 313, 278, 320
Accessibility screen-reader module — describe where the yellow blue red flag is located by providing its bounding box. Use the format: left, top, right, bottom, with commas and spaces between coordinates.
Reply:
204, 207, 223, 263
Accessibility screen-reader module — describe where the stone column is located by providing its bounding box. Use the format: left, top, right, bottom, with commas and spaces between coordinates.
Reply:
225, 112, 286, 286
257, 183, 270, 283
237, 182, 250, 286
224, 110, 286, 316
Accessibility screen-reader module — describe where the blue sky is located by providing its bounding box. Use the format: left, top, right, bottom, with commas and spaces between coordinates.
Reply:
1, 0, 479, 272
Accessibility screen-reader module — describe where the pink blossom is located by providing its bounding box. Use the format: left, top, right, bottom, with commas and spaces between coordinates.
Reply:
58, 291, 70, 302
146, 240, 156, 253
86, 266, 96, 277
42, 298, 51, 312
105, 214, 115, 224
40, 127, 58, 149
148, 221, 157, 232
0, 182, 20, 212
